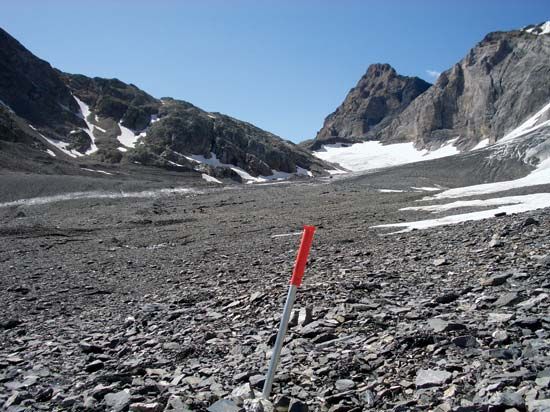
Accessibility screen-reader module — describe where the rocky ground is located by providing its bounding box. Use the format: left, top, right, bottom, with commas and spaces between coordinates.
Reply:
0, 169, 549, 412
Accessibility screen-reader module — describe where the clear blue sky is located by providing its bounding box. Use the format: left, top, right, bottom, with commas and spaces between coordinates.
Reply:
1, 0, 549, 142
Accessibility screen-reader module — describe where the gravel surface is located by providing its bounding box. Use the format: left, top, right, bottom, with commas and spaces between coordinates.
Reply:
1, 171, 549, 412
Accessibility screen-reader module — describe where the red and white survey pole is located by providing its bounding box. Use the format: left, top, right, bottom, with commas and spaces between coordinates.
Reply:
262, 225, 316, 399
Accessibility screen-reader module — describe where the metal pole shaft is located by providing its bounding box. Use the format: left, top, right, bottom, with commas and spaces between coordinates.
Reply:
262, 284, 297, 399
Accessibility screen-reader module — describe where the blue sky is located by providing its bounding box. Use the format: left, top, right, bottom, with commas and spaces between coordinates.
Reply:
1, 1, 549, 142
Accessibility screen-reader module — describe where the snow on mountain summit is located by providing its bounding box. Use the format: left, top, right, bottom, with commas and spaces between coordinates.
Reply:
523, 21, 550, 35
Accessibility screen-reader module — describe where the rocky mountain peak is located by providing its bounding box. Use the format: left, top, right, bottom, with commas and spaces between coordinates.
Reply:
364, 63, 396, 77
310, 63, 431, 149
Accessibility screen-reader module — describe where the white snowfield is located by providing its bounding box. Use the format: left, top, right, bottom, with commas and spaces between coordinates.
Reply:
313, 139, 459, 172
117, 122, 141, 148
373, 192, 550, 234
201, 174, 222, 184
183, 152, 313, 183
73, 96, 98, 155
372, 100, 550, 233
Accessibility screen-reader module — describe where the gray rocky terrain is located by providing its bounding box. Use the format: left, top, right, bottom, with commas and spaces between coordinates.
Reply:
1, 19, 550, 412
1, 162, 549, 411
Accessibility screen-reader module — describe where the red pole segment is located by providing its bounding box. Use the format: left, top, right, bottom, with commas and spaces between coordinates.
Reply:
289, 225, 316, 287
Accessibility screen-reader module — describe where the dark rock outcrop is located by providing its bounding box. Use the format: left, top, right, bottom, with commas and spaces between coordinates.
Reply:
0, 27, 331, 178
0, 28, 83, 137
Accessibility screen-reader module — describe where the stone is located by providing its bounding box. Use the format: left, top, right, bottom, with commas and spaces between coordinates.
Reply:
517, 293, 548, 309
493, 292, 520, 307
522, 217, 539, 227
208, 399, 244, 412
415, 369, 452, 388
334, 379, 355, 391
526, 399, 550, 412
492, 329, 509, 343
435, 293, 459, 304
487, 392, 524, 409
273, 395, 291, 411
130, 402, 163, 412
288, 399, 308, 412
428, 318, 467, 333
164, 395, 190, 412
249, 374, 265, 389
0, 319, 22, 329
80, 341, 104, 354
104, 390, 131, 412
452, 335, 479, 348
433, 258, 448, 267
297, 307, 313, 327
536, 377, 550, 388
480, 272, 512, 286
85, 360, 105, 373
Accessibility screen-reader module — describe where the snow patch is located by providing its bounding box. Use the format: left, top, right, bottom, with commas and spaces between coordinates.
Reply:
523, 21, 550, 35
472, 139, 490, 150
118, 147, 128, 153
379, 189, 406, 193
500, 101, 550, 143
81, 168, 113, 175
117, 123, 140, 148
297, 166, 314, 177
412, 186, 442, 192
314, 139, 460, 172
45, 149, 56, 157
325, 169, 348, 175
202, 174, 222, 184
73, 96, 98, 154
372, 193, 550, 234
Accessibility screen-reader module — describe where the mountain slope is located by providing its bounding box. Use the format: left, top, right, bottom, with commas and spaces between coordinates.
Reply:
0, 27, 331, 181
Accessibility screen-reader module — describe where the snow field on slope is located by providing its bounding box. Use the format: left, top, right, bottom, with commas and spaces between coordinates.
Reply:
313, 139, 459, 172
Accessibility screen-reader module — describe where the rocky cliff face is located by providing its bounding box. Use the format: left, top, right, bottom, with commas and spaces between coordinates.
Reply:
311, 64, 431, 149
0, 28, 330, 179
311, 25, 550, 154
379, 28, 550, 150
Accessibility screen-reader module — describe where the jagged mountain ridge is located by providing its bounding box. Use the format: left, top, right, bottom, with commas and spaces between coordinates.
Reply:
0, 27, 331, 181
310, 23, 550, 155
